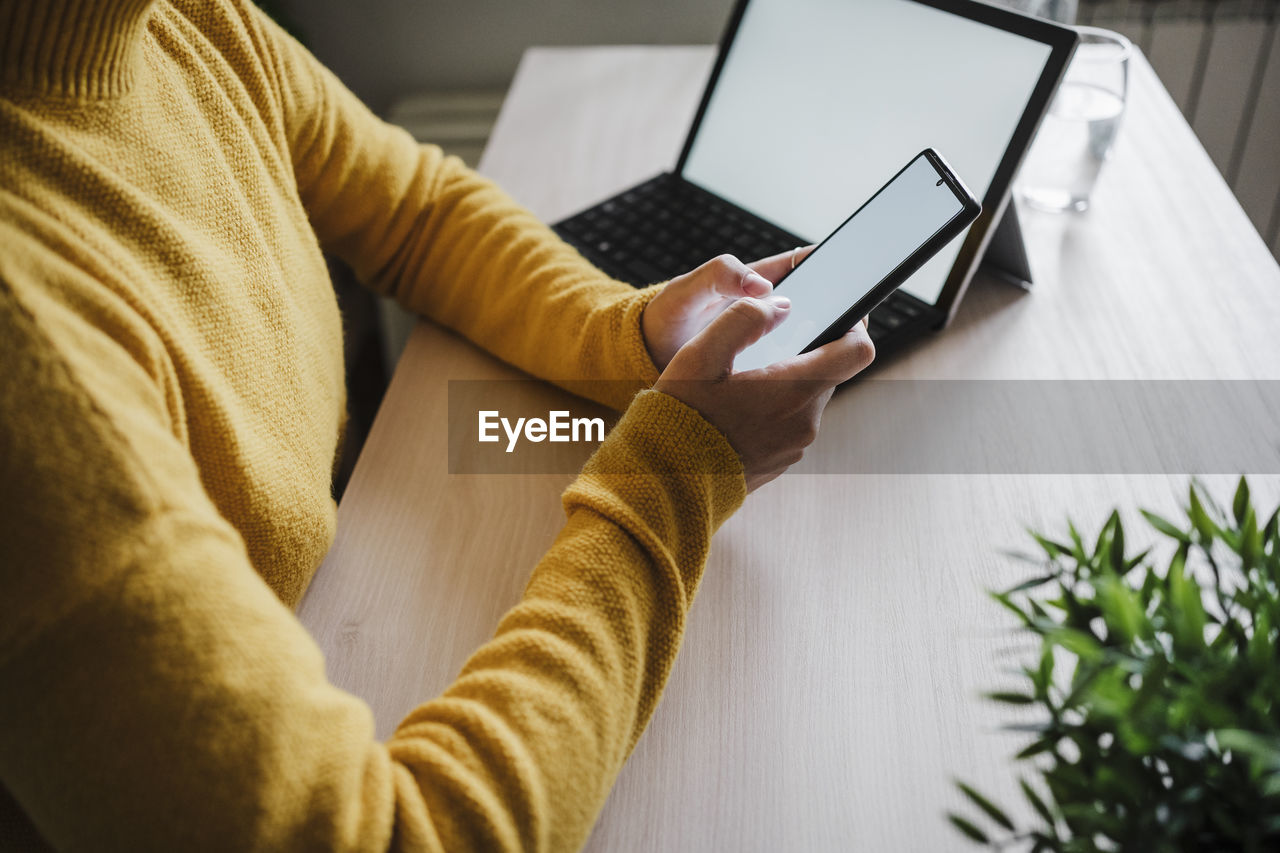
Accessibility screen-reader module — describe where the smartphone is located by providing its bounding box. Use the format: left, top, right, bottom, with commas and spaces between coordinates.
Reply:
734, 149, 981, 372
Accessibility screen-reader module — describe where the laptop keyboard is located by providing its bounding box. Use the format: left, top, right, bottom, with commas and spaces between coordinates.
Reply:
552, 172, 933, 346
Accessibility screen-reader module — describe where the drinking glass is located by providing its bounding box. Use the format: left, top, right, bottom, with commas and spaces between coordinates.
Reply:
1017, 27, 1131, 213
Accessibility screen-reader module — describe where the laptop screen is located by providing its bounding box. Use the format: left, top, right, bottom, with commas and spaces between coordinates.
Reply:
680, 0, 1056, 306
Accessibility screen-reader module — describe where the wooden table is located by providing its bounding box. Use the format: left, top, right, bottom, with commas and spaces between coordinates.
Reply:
299, 47, 1280, 850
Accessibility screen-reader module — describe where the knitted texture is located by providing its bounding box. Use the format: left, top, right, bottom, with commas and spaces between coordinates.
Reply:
0, 0, 746, 849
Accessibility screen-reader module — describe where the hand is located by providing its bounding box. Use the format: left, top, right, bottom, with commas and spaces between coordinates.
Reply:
654, 294, 875, 493
642, 249, 813, 372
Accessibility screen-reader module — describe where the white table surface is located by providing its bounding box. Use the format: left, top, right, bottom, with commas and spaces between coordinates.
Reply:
300, 46, 1280, 851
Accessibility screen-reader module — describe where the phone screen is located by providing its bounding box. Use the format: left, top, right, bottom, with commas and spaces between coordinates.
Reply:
734, 154, 969, 372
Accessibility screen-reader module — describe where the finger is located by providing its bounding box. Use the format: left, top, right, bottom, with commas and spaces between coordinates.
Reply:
748, 245, 816, 284
681, 295, 792, 376
655, 255, 767, 319
769, 321, 876, 385
696, 253, 774, 299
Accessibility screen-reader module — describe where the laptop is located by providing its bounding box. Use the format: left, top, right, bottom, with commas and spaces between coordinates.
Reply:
553, 0, 1078, 354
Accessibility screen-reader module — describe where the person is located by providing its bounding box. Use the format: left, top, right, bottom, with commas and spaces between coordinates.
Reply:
0, 0, 875, 849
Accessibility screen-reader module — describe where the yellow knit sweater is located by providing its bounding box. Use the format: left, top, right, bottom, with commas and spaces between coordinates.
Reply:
0, 1, 745, 849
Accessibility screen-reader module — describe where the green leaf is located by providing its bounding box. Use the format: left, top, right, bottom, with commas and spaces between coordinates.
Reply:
1240, 505, 1260, 570
1021, 778, 1056, 826
1003, 575, 1058, 595
957, 782, 1016, 831
1002, 721, 1055, 734
1142, 509, 1190, 542
1056, 588, 1100, 635
989, 591, 1035, 628
947, 814, 991, 845
1233, 477, 1251, 526
1123, 546, 1152, 576
1189, 486, 1220, 543
1037, 645, 1055, 694
1030, 833, 1063, 853
1000, 547, 1046, 565
1017, 738, 1055, 760
1049, 627, 1103, 662
1096, 575, 1146, 644
1030, 530, 1071, 560
986, 691, 1036, 705
1109, 517, 1126, 574
1263, 506, 1279, 545
1140, 564, 1159, 602
1196, 480, 1229, 522
1169, 552, 1207, 652
1067, 520, 1088, 563
1215, 729, 1280, 769
1095, 511, 1120, 569
1261, 774, 1280, 798
1249, 608, 1274, 668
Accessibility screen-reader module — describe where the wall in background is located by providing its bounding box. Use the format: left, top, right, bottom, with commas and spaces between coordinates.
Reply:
275, 0, 733, 113
1080, 0, 1280, 258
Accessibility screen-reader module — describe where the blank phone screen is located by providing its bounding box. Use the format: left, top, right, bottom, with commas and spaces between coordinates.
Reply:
734, 155, 965, 372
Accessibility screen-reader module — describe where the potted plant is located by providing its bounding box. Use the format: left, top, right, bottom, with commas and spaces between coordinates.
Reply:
951, 478, 1280, 851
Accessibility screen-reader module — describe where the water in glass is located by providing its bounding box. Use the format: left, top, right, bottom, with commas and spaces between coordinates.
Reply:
1017, 27, 1130, 213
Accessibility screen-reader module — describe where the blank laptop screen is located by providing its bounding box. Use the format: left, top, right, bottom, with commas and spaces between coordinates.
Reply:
680, 0, 1054, 305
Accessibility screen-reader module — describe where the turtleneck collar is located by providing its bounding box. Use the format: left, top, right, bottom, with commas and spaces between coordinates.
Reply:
1, 0, 159, 98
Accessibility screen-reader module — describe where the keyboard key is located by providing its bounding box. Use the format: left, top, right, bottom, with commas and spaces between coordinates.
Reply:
624, 259, 668, 284
557, 176, 807, 291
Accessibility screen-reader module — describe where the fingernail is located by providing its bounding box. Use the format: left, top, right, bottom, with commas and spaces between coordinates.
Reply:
768, 295, 791, 309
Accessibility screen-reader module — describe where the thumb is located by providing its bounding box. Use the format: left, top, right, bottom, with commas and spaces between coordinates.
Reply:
679, 295, 791, 377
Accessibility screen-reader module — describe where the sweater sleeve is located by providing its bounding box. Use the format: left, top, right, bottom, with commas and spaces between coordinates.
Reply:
0, 268, 744, 851
244, 3, 661, 410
